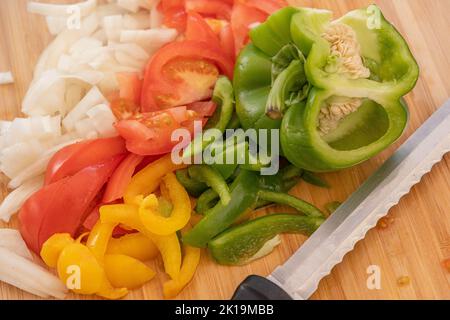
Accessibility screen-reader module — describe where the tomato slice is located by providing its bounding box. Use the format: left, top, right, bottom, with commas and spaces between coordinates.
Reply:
110, 98, 140, 120
205, 18, 229, 35
19, 156, 123, 253
185, 0, 232, 20
219, 24, 236, 60
103, 153, 144, 203
160, 0, 187, 32
231, 2, 268, 55
188, 101, 217, 117
45, 137, 127, 185
141, 40, 233, 111
116, 73, 142, 106
186, 12, 221, 48
244, 0, 287, 15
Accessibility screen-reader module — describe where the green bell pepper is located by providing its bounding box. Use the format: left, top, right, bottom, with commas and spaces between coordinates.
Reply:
209, 214, 324, 265
182, 168, 325, 248
183, 76, 235, 159
234, 5, 419, 172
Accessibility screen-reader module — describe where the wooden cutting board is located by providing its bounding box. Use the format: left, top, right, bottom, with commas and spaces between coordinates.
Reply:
0, 0, 449, 300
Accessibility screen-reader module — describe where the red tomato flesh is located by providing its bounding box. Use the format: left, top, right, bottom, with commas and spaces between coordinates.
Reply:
45, 137, 127, 185
19, 156, 124, 254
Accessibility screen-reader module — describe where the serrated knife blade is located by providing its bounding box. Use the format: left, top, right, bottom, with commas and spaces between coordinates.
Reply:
232, 99, 450, 300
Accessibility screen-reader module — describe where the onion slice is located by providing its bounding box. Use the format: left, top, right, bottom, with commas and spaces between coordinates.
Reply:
28, 0, 97, 17
0, 176, 44, 223
0, 247, 67, 299
0, 229, 33, 260
0, 72, 14, 85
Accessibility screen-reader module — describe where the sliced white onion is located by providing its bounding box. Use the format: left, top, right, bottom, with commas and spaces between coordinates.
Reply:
123, 12, 151, 30
63, 86, 107, 131
108, 42, 149, 61
74, 118, 99, 139
0, 229, 33, 260
0, 121, 11, 135
45, 16, 67, 35
103, 15, 124, 41
28, 0, 97, 18
96, 3, 128, 19
8, 139, 81, 189
150, 0, 163, 29
1, 141, 46, 179
120, 28, 177, 53
117, 0, 140, 13
0, 177, 44, 223
23, 69, 103, 116
34, 13, 99, 79
0, 247, 67, 299
1, 116, 61, 148
114, 50, 146, 69
69, 37, 103, 57
86, 104, 117, 137
139, 0, 156, 11
0, 72, 14, 85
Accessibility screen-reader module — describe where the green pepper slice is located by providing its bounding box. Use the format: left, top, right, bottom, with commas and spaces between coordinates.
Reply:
209, 214, 324, 265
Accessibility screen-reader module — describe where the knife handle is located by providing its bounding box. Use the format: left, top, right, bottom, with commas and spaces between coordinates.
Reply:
231, 275, 292, 300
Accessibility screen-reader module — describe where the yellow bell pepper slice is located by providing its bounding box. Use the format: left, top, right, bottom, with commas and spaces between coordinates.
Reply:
106, 233, 159, 261
100, 204, 182, 279
163, 244, 201, 299
40, 233, 74, 268
54, 238, 128, 299
86, 221, 117, 261
138, 173, 191, 236
124, 154, 186, 205
104, 254, 156, 289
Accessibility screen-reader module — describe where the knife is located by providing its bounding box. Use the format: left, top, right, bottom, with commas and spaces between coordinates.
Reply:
232, 99, 450, 300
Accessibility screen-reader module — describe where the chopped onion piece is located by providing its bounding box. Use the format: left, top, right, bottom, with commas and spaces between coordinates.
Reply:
0, 177, 44, 223
1, 140, 46, 179
63, 86, 107, 131
86, 104, 117, 137
150, 0, 163, 29
123, 12, 151, 29
69, 37, 103, 56
103, 15, 123, 41
28, 0, 97, 17
1, 116, 61, 148
120, 28, 177, 53
23, 69, 103, 116
45, 16, 67, 35
75, 118, 99, 139
117, 0, 140, 13
0, 229, 33, 260
0, 72, 14, 85
0, 247, 67, 299
34, 13, 99, 79
108, 42, 149, 61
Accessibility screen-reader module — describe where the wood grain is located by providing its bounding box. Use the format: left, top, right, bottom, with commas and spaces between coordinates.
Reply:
0, 0, 449, 300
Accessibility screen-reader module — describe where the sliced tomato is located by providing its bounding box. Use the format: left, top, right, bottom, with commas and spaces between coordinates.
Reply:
141, 40, 233, 111
115, 106, 202, 155
103, 154, 144, 203
160, 0, 185, 11
231, 2, 268, 55
45, 137, 127, 185
186, 12, 221, 48
19, 156, 123, 254
110, 98, 140, 120
219, 24, 236, 60
185, 0, 232, 20
188, 101, 217, 117
205, 18, 229, 35
116, 73, 142, 106
244, 0, 287, 15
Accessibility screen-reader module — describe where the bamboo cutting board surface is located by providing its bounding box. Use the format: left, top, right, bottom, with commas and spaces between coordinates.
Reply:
0, 0, 449, 300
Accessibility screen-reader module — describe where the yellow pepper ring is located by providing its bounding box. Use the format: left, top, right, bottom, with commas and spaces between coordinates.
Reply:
138, 173, 192, 236
99, 204, 182, 280
124, 154, 187, 205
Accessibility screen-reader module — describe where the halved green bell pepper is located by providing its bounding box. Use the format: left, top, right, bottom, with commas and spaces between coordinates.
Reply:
234, 5, 419, 172
291, 6, 419, 100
